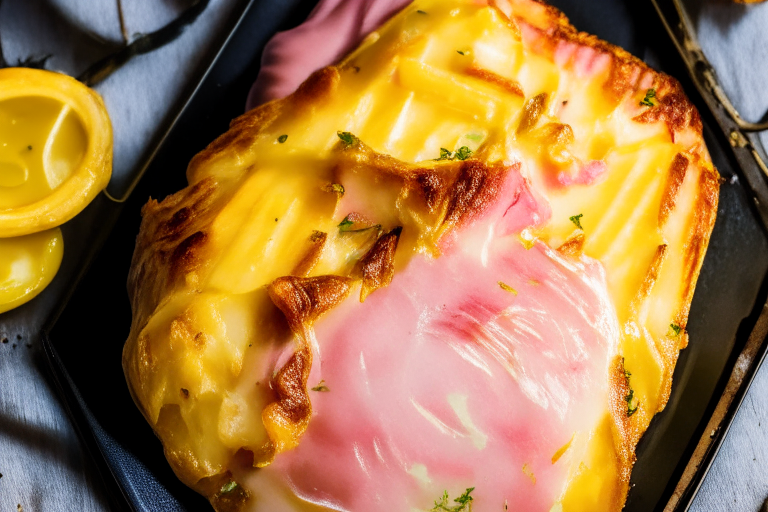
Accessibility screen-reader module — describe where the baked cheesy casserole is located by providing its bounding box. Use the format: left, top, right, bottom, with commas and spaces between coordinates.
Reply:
123, 0, 719, 510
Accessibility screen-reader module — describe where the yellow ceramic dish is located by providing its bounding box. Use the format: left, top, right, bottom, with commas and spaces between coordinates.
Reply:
0, 67, 112, 238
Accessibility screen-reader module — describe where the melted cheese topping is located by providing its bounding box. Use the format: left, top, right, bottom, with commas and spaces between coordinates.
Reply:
123, 1, 717, 510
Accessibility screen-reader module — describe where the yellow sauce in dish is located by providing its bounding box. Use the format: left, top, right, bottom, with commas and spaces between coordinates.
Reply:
0, 68, 112, 314
0, 96, 88, 210
0, 68, 112, 238
0, 228, 63, 314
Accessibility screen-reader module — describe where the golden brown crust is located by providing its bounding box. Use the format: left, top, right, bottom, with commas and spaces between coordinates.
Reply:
268, 275, 353, 334
608, 356, 637, 482
659, 153, 690, 227
262, 275, 352, 454
466, 65, 525, 97
556, 232, 585, 257
359, 227, 403, 301
334, 139, 519, 237
511, 0, 702, 138
680, 167, 720, 322
443, 160, 511, 230
292, 231, 329, 277
124, 177, 235, 429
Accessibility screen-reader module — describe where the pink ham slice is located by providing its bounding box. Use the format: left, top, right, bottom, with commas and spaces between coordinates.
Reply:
244, 166, 619, 511
247, 0, 411, 109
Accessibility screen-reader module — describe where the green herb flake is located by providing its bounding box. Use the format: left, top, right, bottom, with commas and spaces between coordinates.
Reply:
436, 147, 453, 161
498, 281, 517, 295
457, 50, 468, 56
431, 487, 475, 512
277, 134, 288, 143
311, 380, 330, 392
436, 146, 473, 161
417, 9, 428, 14
626, 389, 638, 417
327, 183, 345, 195
337, 215, 381, 234
622, 357, 639, 417
455, 146, 472, 160
569, 213, 584, 230
27, 145, 32, 151
669, 323, 682, 337
640, 88, 657, 107
220, 481, 238, 494
466, 133, 483, 142
337, 131, 358, 147
338, 216, 355, 232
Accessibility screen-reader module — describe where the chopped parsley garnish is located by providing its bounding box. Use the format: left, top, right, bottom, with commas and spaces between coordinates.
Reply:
338, 217, 354, 231
569, 213, 584, 230
622, 357, 639, 417
417, 9, 428, 14
640, 88, 657, 107
498, 281, 518, 295
455, 146, 472, 160
338, 215, 381, 234
277, 134, 288, 143
431, 487, 475, 512
311, 380, 330, 392
327, 183, 345, 195
437, 147, 453, 161
626, 389, 638, 417
466, 133, 483, 142
337, 131, 358, 147
669, 323, 682, 337
457, 50, 469, 56
220, 481, 238, 494
436, 146, 473, 161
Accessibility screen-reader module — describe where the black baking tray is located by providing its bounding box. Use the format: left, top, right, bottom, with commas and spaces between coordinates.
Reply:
28, 0, 768, 510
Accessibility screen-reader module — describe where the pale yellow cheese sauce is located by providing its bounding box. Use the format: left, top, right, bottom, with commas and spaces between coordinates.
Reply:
0, 228, 63, 314
0, 95, 84, 312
